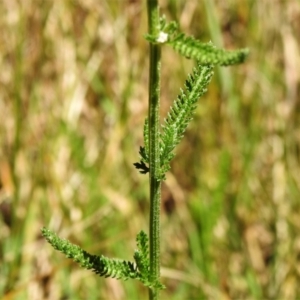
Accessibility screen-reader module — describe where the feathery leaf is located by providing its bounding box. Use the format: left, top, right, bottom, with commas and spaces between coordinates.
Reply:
41, 228, 165, 289
134, 231, 150, 277
41, 228, 138, 281
159, 62, 214, 180
143, 118, 150, 162
134, 119, 150, 174
168, 33, 249, 66
133, 231, 151, 287
133, 159, 149, 174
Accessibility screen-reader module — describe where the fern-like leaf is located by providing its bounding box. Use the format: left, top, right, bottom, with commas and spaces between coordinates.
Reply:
134, 118, 150, 174
133, 156, 150, 174
143, 118, 150, 162
159, 62, 214, 180
41, 227, 138, 281
133, 231, 165, 290
145, 17, 248, 65
134, 231, 150, 279
42, 228, 165, 290
168, 33, 249, 66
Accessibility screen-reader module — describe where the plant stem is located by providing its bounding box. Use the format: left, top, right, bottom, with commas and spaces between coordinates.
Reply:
147, 0, 161, 299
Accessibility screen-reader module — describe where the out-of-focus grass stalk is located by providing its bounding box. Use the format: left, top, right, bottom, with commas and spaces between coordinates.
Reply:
5, 7, 25, 293
203, 0, 237, 116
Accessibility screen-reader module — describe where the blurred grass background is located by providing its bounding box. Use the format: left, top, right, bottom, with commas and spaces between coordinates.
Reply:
0, 0, 300, 299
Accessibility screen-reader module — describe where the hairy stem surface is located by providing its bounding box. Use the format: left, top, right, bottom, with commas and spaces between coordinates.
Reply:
147, 0, 161, 299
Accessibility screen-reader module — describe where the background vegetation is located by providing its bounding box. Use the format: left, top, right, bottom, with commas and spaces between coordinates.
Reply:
0, 0, 300, 299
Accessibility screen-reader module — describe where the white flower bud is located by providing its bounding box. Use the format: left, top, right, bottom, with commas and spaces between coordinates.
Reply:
156, 32, 168, 43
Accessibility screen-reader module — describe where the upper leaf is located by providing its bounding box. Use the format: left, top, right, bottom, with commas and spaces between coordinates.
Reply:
159, 62, 214, 180
145, 17, 249, 66
167, 33, 249, 66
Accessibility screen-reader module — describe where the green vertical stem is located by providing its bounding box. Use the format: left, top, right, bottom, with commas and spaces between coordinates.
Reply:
147, 0, 161, 299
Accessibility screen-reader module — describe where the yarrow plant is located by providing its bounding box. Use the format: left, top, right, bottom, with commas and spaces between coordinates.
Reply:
42, 1, 248, 299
